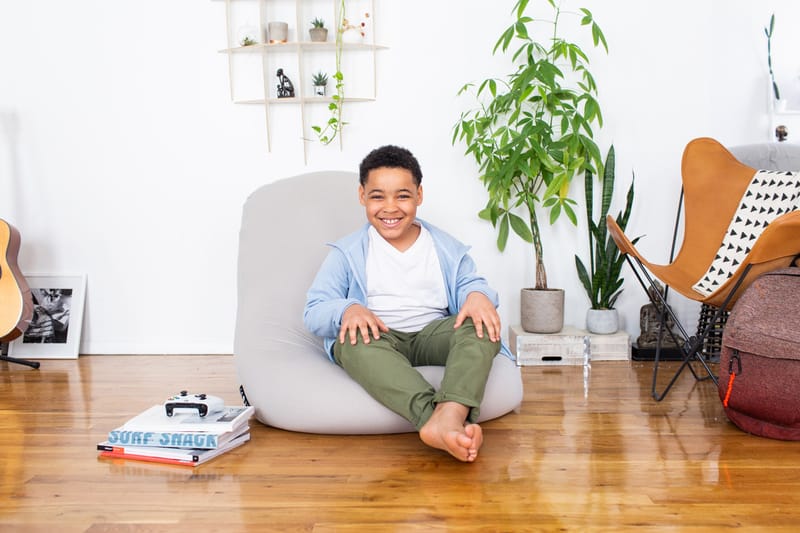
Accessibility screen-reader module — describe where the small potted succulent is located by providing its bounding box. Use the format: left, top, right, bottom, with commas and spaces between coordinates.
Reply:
311, 71, 329, 96
309, 18, 328, 42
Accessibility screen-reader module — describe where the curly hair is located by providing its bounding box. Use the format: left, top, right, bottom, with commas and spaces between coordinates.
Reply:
358, 145, 423, 186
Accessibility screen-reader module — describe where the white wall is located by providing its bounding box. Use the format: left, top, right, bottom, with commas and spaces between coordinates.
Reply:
0, 0, 798, 354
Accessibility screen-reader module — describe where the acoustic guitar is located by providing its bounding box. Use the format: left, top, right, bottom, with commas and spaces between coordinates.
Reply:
0, 218, 33, 342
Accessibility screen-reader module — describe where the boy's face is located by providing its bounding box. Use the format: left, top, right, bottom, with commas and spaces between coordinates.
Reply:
359, 166, 423, 251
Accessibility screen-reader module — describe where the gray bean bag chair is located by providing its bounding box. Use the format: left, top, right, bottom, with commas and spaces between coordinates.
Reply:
233, 171, 523, 434
729, 142, 800, 171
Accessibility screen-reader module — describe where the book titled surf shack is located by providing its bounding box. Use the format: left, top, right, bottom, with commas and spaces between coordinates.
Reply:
107, 430, 223, 449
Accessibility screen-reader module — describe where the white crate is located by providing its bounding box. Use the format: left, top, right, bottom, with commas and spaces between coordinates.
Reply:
509, 325, 630, 366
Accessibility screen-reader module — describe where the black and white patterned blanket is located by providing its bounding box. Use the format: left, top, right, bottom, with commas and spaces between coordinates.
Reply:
692, 169, 800, 296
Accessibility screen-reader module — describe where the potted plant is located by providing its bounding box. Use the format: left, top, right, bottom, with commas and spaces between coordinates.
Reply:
574, 145, 637, 334
312, 71, 329, 96
309, 18, 328, 42
453, 0, 607, 333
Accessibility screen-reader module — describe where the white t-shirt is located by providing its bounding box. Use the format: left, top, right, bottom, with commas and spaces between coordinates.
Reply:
366, 224, 448, 332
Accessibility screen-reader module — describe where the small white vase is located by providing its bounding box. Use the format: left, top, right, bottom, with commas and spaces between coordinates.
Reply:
586, 308, 619, 335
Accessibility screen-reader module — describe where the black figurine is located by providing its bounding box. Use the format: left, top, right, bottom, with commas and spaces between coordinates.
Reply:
276, 68, 295, 98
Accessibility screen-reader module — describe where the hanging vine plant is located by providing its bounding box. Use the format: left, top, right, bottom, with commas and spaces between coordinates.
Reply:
311, 0, 347, 145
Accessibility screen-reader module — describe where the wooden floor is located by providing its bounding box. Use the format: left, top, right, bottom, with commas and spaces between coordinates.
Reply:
2, 355, 800, 532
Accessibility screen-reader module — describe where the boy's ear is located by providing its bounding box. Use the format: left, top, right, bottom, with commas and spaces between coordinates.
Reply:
417, 184, 423, 205
358, 184, 366, 206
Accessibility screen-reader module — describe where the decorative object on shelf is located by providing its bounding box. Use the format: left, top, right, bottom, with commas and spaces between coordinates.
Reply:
311, 71, 328, 96
309, 18, 328, 42
765, 13, 781, 105
575, 145, 637, 335
237, 25, 258, 47
276, 68, 295, 98
452, 0, 608, 333
268, 21, 288, 44
341, 11, 369, 43
777, 124, 789, 142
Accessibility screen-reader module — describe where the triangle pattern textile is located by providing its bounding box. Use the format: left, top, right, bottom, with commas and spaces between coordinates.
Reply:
692, 169, 800, 296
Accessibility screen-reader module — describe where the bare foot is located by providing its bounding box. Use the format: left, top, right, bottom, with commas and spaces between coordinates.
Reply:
463, 423, 483, 462
419, 402, 483, 462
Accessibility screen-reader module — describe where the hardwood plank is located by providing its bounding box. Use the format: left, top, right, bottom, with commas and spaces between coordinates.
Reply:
2, 355, 800, 531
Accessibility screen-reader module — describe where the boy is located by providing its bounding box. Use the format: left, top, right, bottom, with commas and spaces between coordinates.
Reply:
303, 145, 505, 462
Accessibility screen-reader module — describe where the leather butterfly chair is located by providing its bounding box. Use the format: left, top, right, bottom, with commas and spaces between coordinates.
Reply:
608, 137, 800, 400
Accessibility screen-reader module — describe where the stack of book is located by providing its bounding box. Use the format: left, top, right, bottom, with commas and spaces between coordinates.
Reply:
97, 403, 255, 467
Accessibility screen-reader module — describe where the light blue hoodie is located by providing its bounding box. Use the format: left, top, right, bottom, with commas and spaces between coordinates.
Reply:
303, 219, 512, 361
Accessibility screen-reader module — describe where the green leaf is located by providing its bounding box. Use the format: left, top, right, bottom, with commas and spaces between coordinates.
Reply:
563, 201, 577, 225
592, 23, 608, 52
600, 145, 615, 217
548, 202, 561, 224
575, 256, 593, 298
497, 214, 510, 251
509, 212, 533, 242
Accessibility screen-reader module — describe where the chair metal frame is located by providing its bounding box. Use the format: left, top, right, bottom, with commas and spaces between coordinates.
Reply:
610, 138, 800, 401
622, 189, 752, 400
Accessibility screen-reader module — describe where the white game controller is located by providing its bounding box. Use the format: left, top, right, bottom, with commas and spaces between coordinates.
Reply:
164, 390, 225, 417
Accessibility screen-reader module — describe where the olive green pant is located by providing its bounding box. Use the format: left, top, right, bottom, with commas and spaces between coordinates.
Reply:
333, 316, 499, 430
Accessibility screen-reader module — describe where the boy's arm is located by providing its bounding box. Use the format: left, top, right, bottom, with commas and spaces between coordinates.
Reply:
452, 253, 501, 342
454, 253, 499, 308
303, 249, 361, 339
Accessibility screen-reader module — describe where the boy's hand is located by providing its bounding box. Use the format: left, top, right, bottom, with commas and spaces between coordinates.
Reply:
454, 292, 501, 343
339, 304, 389, 345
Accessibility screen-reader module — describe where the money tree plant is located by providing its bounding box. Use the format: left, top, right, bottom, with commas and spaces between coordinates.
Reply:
453, 0, 607, 289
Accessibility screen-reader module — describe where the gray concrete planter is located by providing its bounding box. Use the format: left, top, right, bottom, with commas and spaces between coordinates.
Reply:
520, 288, 564, 333
309, 27, 328, 42
586, 308, 619, 334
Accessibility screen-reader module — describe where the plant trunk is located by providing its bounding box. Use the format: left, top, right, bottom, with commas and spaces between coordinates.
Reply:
528, 200, 547, 289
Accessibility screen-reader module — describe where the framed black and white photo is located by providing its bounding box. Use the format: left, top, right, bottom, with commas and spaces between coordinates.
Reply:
9, 274, 87, 359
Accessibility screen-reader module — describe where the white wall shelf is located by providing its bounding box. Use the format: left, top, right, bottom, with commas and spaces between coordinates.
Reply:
218, 0, 385, 160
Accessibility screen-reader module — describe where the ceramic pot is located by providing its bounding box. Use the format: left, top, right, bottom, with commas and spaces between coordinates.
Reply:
309, 27, 328, 42
520, 288, 564, 333
268, 21, 288, 43
586, 308, 619, 334
313, 84, 327, 96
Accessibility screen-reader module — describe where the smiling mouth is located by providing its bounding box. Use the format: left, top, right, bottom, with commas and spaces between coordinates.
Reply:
380, 217, 401, 226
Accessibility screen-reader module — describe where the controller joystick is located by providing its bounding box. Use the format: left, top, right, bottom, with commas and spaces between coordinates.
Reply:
164, 390, 224, 417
